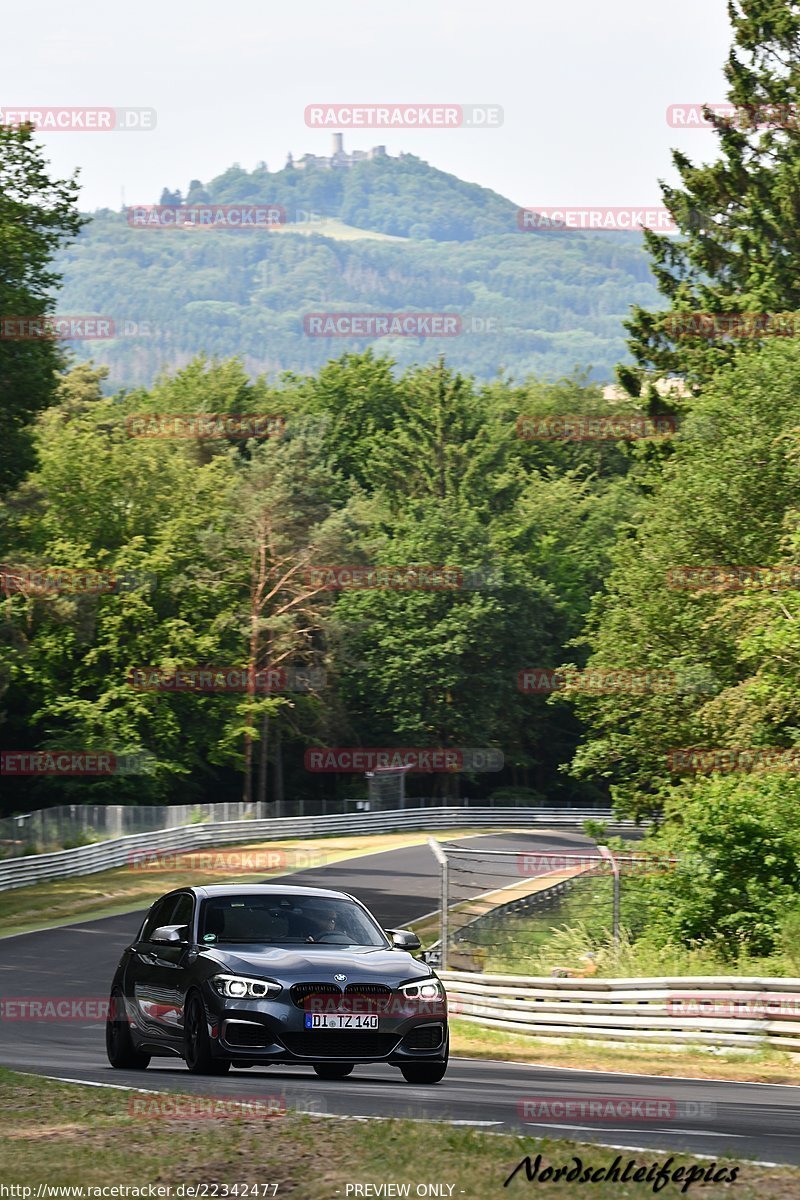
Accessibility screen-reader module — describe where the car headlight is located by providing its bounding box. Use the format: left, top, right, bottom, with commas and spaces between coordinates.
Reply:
399, 977, 444, 1000
210, 974, 281, 999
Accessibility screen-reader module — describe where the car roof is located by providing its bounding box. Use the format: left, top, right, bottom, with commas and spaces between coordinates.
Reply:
179, 884, 355, 902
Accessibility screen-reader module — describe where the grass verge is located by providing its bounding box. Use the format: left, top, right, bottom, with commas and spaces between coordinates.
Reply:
450, 1018, 800, 1084
0, 1068, 797, 1199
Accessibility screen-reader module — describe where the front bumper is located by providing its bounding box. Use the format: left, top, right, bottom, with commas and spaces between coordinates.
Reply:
206, 989, 448, 1063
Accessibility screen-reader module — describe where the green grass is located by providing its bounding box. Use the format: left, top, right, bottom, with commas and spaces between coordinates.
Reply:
1, 1068, 797, 1198
461, 873, 800, 977
449, 1019, 800, 1084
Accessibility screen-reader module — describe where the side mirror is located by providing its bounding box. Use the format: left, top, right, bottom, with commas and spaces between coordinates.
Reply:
151, 924, 189, 944
388, 929, 421, 951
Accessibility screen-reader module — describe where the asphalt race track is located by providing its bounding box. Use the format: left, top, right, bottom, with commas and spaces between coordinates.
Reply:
1, 830, 799, 1166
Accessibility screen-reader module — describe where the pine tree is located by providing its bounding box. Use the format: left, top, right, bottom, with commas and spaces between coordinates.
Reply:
0, 123, 84, 492
621, 1, 800, 398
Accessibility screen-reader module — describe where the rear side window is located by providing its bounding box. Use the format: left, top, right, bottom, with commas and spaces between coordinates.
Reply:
138, 893, 194, 941
139, 898, 168, 942
167, 893, 194, 936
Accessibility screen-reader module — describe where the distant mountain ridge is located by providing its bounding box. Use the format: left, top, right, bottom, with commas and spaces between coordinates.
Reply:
56, 149, 660, 388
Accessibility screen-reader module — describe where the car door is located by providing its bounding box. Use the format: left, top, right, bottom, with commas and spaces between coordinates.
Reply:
129, 892, 195, 1044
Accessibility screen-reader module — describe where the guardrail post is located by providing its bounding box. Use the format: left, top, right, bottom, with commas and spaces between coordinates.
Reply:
427, 837, 449, 969
599, 844, 620, 948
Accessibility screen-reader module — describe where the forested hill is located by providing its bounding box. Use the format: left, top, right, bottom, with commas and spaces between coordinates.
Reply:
192, 153, 520, 241
56, 152, 660, 388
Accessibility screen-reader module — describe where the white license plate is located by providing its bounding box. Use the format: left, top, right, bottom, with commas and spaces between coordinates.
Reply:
304, 1013, 379, 1030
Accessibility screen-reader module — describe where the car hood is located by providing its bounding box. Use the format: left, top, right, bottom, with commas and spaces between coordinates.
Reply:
199, 944, 433, 985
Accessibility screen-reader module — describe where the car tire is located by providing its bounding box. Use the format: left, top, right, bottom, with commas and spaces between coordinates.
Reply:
399, 1060, 448, 1084
106, 989, 151, 1070
313, 1062, 355, 1079
184, 992, 230, 1075
399, 1033, 449, 1084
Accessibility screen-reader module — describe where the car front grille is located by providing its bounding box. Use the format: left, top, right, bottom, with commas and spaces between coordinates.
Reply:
344, 984, 392, 1011
290, 983, 341, 1008
280, 1031, 400, 1058
290, 982, 394, 1011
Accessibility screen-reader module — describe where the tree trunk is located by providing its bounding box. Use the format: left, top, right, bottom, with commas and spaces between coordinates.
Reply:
257, 712, 269, 810
274, 723, 284, 816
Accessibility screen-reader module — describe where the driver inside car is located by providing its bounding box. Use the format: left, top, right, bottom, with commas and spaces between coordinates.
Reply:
304, 906, 339, 941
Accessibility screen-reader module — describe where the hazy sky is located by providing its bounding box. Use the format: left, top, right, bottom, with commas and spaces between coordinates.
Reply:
2, 0, 733, 212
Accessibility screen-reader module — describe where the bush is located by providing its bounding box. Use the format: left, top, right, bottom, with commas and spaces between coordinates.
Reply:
777, 906, 800, 974
628, 774, 800, 959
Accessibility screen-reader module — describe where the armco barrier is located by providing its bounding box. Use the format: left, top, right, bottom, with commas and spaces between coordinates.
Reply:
0, 807, 620, 892
440, 971, 800, 1052
0, 800, 265, 856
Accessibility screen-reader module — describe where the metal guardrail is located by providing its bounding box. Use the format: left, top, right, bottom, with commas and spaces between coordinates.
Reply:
0, 801, 266, 857
0, 807, 620, 892
440, 971, 800, 1051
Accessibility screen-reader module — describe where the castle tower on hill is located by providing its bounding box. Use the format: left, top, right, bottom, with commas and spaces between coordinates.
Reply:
288, 134, 388, 170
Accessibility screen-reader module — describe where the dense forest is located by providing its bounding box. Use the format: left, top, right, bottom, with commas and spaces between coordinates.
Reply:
0, 351, 638, 812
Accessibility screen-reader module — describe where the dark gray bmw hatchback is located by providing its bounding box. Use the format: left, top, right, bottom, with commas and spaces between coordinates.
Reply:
106, 883, 449, 1083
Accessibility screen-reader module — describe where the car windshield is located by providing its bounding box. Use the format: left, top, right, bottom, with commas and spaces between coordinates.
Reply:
198, 894, 389, 947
